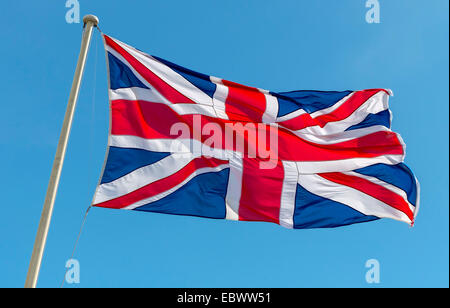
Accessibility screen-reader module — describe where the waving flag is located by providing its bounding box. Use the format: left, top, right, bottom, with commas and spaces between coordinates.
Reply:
92, 34, 420, 229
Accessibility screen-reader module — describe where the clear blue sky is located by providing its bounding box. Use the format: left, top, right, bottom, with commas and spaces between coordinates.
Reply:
0, 0, 448, 287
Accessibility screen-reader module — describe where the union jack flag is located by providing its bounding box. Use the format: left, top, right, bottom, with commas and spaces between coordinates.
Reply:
92, 35, 420, 229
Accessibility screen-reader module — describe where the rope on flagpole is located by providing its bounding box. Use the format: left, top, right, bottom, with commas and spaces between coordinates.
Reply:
24, 15, 99, 288
60, 27, 102, 288
60, 205, 92, 288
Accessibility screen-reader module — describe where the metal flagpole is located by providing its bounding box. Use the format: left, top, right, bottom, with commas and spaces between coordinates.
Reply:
24, 14, 99, 288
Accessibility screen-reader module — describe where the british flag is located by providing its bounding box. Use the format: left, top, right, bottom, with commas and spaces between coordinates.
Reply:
92, 34, 420, 229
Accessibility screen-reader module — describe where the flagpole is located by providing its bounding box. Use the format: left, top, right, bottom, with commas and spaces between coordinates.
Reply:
24, 14, 99, 288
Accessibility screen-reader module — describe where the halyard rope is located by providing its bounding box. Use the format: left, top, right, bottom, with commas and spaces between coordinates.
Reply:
60, 27, 101, 288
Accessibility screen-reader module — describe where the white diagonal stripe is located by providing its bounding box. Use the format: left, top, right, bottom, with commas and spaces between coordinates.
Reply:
94, 153, 198, 204
297, 173, 412, 224
123, 164, 230, 210
295, 91, 389, 135
276, 108, 306, 122
111, 36, 213, 106
344, 171, 416, 215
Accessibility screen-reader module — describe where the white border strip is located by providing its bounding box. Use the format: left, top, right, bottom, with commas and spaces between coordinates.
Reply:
279, 161, 299, 228
225, 153, 243, 221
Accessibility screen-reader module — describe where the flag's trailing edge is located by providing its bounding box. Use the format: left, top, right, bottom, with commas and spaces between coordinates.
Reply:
92, 34, 420, 229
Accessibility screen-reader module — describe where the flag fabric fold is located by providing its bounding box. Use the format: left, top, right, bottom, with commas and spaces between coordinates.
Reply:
92, 34, 419, 229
